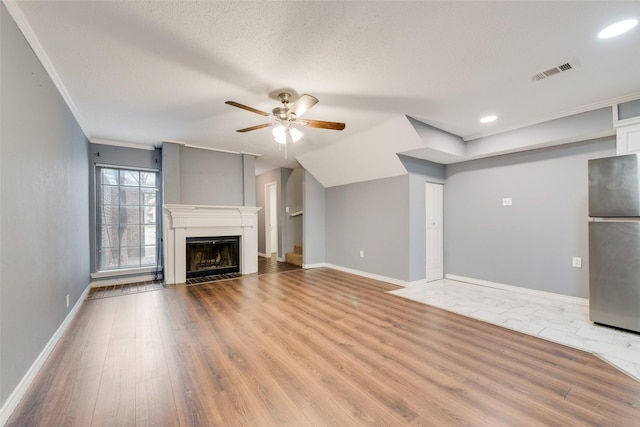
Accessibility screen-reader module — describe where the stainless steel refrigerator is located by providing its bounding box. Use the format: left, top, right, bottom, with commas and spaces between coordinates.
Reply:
589, 153, 640, 333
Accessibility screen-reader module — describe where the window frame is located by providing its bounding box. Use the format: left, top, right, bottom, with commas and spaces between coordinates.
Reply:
94, 164, 161, 272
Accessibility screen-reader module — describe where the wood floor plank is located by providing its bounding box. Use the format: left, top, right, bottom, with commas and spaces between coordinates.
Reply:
7, 268, 640, 426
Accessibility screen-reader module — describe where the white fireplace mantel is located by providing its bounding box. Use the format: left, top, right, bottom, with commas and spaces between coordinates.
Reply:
164, 204, 261, 284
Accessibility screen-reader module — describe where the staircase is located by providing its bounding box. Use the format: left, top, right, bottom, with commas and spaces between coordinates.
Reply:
285, 244, 303, 267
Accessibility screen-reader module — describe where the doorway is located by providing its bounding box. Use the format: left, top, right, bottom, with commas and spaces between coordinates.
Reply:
265, 182, 278, 258
426, 182, 444, 282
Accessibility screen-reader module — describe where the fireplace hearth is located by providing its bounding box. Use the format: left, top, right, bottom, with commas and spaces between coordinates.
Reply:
186, 236, 239, 278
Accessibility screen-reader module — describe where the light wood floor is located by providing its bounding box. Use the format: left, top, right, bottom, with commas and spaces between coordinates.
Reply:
8, 268, 640, 426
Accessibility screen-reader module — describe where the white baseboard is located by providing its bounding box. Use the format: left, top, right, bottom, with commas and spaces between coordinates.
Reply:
302, 262, 327, 269
445, 274, 589, 306
0, 284, 91, 426
258, 252, 268, 258
324, 264, 417, 287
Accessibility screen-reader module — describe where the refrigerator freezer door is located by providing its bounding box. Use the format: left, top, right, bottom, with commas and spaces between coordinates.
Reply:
589, 153, 640, 217
589, 221, 640, 333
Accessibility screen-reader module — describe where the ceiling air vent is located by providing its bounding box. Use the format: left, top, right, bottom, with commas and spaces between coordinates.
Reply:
530, 62, 575, 81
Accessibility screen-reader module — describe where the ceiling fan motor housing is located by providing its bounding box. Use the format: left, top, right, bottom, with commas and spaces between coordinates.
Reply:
272, 106, 289, 120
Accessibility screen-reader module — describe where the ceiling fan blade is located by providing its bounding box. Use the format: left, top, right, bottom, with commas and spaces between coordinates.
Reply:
299, 119, 346, 131
236, 123, 273, 132
288, 94, 319, 118
225, 101, 270, 117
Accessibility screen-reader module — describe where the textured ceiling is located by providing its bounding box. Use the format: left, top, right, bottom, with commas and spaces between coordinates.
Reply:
6, 0, 640, 180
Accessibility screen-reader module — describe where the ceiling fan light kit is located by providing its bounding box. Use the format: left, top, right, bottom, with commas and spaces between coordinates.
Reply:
272, 125, 303, 144
225, 92, 345, 157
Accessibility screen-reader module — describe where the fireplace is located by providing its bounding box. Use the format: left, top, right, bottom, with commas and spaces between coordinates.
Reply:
163, 205, 261, 285
186, 236, 240, 278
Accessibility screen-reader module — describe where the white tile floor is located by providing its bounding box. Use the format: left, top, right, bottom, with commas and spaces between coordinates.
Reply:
389, 278, 640, 381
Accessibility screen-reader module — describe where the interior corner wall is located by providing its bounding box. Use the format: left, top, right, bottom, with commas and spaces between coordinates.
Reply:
1, 2, 89, 407
326, 175, 411, 281
445, 138, 616, 298
303, 170, 326, 265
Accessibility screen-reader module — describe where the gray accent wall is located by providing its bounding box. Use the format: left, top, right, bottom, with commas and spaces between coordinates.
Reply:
445, 138, 615, 298
179, 146, 244, 206
161, 142, 256, 207
1, 3, 89, 406
303, 170, 326, 266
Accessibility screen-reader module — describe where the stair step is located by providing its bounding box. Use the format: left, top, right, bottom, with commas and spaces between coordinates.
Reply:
285, 252, 303, 267
294, 244, 303, 255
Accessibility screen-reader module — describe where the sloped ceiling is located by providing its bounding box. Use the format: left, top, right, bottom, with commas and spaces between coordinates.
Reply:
4, 1, 640, 186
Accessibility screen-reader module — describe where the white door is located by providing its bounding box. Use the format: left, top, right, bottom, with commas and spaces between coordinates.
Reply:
266, 183, 278, 256
426, 182, 444, 282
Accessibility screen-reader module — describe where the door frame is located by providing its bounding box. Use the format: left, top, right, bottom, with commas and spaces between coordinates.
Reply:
426, 181, 444, 282
264, 181, 278, 258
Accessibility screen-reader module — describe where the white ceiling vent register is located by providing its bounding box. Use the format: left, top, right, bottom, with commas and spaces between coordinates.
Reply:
530, 61, 577, 81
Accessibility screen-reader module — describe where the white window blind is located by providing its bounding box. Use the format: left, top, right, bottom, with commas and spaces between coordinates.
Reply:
96, 166, 160, 270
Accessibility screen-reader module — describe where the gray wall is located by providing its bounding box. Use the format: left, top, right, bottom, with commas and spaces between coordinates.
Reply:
162, 142, 181, 204
303, 170, 326, 266
445, 138, 615, 298
325, 157, 444, 282
179, 146, 243, 206
1, 3, 89, 406
326, 175, 410, 281
162, 142, 255, 207
88, 143, 161, 274
618, 98, 640, 121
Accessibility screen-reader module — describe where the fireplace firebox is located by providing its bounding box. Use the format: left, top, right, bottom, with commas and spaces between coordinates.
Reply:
186, 236, 240, 278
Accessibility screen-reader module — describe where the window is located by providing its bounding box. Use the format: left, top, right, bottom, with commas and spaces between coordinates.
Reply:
96, 166, 159, 270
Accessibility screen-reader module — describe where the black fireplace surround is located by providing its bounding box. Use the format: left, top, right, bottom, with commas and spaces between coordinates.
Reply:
185, 236, 240, 278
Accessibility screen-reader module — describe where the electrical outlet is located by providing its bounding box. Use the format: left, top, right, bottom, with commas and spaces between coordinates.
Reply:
572, 257, 582, 268
66, 294, 70, 308
359, 250, 364, 258
502, 197, 513, 206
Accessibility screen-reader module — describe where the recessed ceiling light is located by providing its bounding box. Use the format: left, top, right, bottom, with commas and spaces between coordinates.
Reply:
479, 115, 497, 123
598, 19, 638, 39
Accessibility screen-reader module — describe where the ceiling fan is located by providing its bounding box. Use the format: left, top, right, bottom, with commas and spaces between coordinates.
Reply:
225, 92, 345, 145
